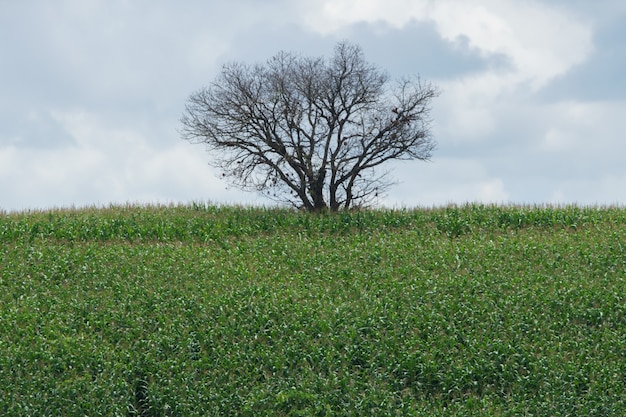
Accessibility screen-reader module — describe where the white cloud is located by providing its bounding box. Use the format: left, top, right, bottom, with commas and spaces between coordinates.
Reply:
549, 174, 626, 205
304, 0, 430, 33
539, 100, 626, 155
0, 145, 107, 210
384, 158, 510, 207
0, 110, 257, 211
306, 0, 592, 86
305, 0, 594, 142
429, 0, 592, 87
434, 72, 510, 141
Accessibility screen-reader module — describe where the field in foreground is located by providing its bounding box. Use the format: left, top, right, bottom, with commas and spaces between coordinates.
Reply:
1, 204, 625, 416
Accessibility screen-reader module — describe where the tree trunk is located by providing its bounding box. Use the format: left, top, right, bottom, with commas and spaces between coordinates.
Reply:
310, 168, 327, 211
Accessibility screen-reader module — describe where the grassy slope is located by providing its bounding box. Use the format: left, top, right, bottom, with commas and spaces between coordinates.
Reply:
1, 204, 625, 416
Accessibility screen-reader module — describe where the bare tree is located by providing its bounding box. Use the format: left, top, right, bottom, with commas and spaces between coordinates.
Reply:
181, 42, 439, 211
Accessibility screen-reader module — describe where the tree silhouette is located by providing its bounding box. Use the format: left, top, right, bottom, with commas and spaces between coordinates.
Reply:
181, 42, 439, 211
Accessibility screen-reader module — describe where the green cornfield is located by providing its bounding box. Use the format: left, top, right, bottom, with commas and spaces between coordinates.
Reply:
1, 203, 625, 416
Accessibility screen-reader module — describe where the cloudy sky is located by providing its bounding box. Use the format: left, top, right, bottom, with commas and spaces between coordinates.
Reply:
1, 0, 625, 211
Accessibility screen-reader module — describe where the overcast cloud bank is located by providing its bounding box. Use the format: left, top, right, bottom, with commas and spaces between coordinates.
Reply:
1, 0, 624, 211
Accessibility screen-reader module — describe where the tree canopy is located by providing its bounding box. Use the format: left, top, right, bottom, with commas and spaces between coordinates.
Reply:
181, 42, 439, 211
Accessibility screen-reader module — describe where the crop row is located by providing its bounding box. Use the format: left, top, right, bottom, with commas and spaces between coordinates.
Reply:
1, 203, 624, 243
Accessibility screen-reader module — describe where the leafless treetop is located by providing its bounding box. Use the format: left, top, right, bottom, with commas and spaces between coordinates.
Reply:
181, 42, 439, 211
